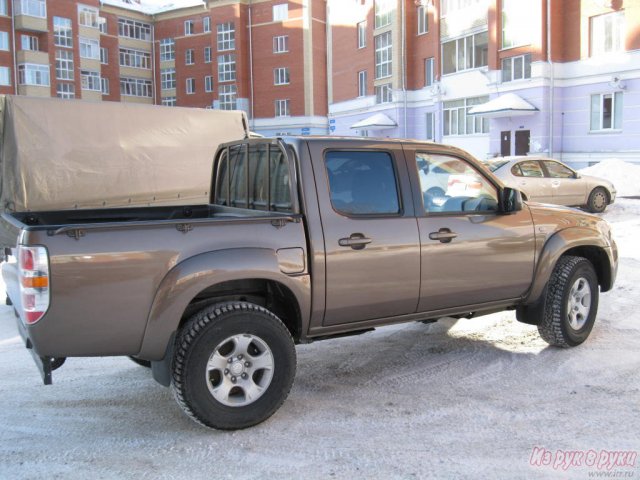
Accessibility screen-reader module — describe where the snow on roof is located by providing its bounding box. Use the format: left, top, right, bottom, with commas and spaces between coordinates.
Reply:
468, 93, 539, 118
580, 158, 640, 197
350, 113, 398, 131
100, 0, 205, 15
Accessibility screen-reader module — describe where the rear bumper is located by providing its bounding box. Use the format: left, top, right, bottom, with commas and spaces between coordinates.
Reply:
14, 309, 54, 385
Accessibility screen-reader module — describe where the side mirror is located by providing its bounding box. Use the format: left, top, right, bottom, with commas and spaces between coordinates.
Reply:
574, 172, 581, 179
499, 187, 523, 214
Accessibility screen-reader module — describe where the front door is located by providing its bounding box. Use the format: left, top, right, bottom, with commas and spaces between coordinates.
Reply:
501, 131, 511, 157
407, 147, 536, 312
515, 130, 530, 155
308, 142, 421, 326
542, 160, 587, 206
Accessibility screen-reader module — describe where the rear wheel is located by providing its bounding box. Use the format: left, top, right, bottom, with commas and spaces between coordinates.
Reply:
587, 187, 609, 213
537, 256, 599, 347
171, 302, 296, 430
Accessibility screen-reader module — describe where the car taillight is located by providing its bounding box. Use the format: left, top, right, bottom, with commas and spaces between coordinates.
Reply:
18, 245, 50, 325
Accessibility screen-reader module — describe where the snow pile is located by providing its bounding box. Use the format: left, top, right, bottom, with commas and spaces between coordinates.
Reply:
579, 159, 640, 197
101, 0, 204, 15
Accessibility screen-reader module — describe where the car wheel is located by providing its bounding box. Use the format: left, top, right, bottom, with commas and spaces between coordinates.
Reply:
587, 187, 609, 213
128, 356, 152, 368
537, 256, 599, 347
171, 302, 296, 430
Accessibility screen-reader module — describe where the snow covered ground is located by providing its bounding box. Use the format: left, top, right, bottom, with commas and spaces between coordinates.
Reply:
1, 179, 639, 479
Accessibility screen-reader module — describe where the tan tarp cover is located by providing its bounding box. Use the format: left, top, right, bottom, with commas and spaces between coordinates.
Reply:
0, 95, 248, 212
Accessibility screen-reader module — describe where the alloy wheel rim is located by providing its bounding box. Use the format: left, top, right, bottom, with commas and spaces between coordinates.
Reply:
567, 277, 591, 331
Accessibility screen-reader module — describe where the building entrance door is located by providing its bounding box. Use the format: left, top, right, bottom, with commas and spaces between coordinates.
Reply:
501, 131, 511, 156
515, 130, 530, 156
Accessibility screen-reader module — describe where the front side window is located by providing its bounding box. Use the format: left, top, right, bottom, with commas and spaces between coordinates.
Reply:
501, 54, 531, 82
591, 11, 624, 56
443, 96, 489, 136
217, 22, 235, 51
512, 161, 544, 178
416, 153, 498, 214
543, 161, 575, 179
325, 151, 400, 216
375, 31, 392, 79
54, 17, 73, 48
159, 38, 175, 61
590, 92, 623, 131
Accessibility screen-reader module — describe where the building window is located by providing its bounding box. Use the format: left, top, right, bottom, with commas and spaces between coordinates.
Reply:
0, 1, 6, 16
162, 96, 176, 106
185, 20, 194, 36
19, 64, 49, 86
99, 18, 107, 34
501, 54, 531, 82
219, 84, 237, 110
55, 50, 74, 80
159, 38, 175, 61
54, 17, 73, 48
273, 35, 289, 53
80, 70, 101, 91
426, 112, 435, 140
442, 31, 488, 75
273, 4, 288, 22
425, 57, 434, 86
590, 92, 623, 131
186, 77, 195, 94
120, 77, 152, 97
205, 75, 213, 92
0, 31, 8, 51
15, 0, 46, 18
218, 54, 236, 82
374, 0, 393, 29
204, 46, 212, 63
203, 16, 211, 33
441, 0, 483, 17
78, 5, 99, 28
56, 83, 74, 99
274, 67, 290, 85
0, 66, 11, 86
185, 48, 195, 65
118, 18, 152, 41
275, 99, 290, 117
100, 47, 108, 64
120, 48, 151, 69
80, 37, 100, 60
21, 34, 38, 51
417, 5, 428, 35
101, 77, 109, 95
357, 21, 366, 48
443, 96, 489, 136
161, 68, 176, 90
217, 22, 235, 51
358, 70, 367, 97
375, 83, 392, 104
375, 31, 392, 79
590, 11, 625, 57
502, 0, 533, 49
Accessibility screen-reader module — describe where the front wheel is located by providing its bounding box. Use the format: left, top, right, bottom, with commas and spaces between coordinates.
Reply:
587, 187, 609, 213
537, 256, 599, 347
171, 302, 296, 430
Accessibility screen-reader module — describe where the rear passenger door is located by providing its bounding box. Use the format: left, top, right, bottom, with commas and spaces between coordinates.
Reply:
542, 160, 586, 206
307, 141, 421, 326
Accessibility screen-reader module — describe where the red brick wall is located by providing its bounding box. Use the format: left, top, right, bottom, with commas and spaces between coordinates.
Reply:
0, 5, 14, 95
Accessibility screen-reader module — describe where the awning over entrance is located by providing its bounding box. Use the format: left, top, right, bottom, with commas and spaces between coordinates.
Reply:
350, 113, 398, 130
468, 93, 539, 118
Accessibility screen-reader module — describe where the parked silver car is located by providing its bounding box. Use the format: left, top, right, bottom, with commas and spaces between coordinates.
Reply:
485, 157, 616, 213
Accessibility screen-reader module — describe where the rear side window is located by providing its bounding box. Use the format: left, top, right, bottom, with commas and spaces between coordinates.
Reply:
513, 160, 544, 178
543, 160, 575, 179
325, 151, 400, 216
215, 144, 292, 212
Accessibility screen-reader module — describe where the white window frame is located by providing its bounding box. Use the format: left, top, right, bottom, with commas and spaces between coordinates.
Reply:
501, 54, 531, 83
78, 5, 99, 28
205, 75, 213, 93
162, 96, 177, 107
119, 48, 151, 69
118, 18, 152, 41
425, 57, 434, 86
185, 20, 194, 36
56, 83, 74, 99
417, 5, 428, 35
54, 17, 73, 48
275, 99, 290, 117
160, 68, 176, 90
185, 48, 195, 65
0, 1, 7, 16
442, 31, 488, 75
120, 77, 152, 97
21, 34, 38, 51
218, 54, 236, 82
374, 0, 393, 29
219, 84, 237, 110
426, 112, 435, 140
590, 11, 625, 57
273, 4, 288, 22
441, 0, 483, 17
204, 46, 212, 63
375, 31, 392, 79
273, 35, 289, 53
55, 49, 74, 80
273, 67, 290, 86
79, 37, 100, 60
0, 66, 11, 86
99, 18, 107, 34
358, 70, 367, 97
590, 92, 623, 131
186, 77, 195, 94
375, 83, 392, 104
100, 47, 108, 65
15, 0, 46, 18
217, 22, 235, 51
502, 0, 533, 49
159, 38, 175, 61
101, 77, 109, 95
203, 16, 211, 33
443, 96, 489, 136
357, 21, 366, 49
80, 69, 101, 91
0, 31, 9, 51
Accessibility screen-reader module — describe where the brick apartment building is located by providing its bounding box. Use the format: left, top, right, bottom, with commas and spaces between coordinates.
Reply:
0, 0, 638, 162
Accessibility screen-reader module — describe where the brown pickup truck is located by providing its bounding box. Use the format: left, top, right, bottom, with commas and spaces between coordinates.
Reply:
1, 137, 618, 430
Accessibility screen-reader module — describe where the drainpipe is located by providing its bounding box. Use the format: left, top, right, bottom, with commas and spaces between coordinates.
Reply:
248, 0, 255, 130
547, 0, 554, 157
11, 0, 17, 93
401, 0, 407, 138
151, 23, 157, 105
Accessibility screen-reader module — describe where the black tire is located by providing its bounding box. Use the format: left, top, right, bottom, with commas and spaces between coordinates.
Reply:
586, 187, 609, 213
537, 256, 599, 347
128, 356, 152, 368
171, 302, 296, 430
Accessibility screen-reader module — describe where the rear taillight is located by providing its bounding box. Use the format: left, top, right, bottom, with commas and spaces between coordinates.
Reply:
18, 245, 50, 325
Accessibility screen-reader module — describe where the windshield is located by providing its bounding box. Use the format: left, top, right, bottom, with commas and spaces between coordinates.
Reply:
484, 159, 510, 172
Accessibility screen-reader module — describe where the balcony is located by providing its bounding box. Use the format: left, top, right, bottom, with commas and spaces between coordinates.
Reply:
14, 0, 48, 32
17, 50, 49, 66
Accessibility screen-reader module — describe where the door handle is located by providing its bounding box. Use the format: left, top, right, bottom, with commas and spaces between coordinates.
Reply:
338, 233, 372, 250
429, 228, 457, 243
